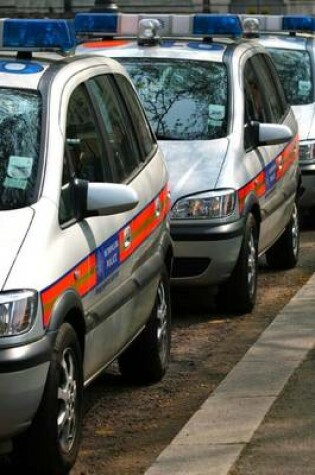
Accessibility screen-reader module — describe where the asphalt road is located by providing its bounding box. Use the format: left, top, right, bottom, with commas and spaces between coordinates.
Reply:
72, 225, 315, 475
1, 226, 315, 475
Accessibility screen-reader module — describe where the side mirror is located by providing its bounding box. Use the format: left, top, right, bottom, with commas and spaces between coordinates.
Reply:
258, 123, 293, 146
250, 121, 293, 147
87, 182, 139, 215
70, 179, 139, 221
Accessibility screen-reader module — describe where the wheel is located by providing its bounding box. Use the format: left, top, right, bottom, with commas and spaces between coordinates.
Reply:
218, 213, 258, 314
118, 266, 171, 384
14, 323, 83, 475
266, 201, 299, 269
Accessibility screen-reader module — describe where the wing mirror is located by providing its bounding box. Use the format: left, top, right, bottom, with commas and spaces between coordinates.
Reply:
250, 121, 293, 147
70, 179, 139, 221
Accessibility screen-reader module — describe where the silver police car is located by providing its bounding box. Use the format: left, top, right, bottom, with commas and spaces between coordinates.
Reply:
0, 18, 172, 475
242, 14, 315, 211
78, 13, 300, 314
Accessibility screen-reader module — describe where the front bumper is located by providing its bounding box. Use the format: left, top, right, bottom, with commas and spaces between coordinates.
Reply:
0, 334, 54, 445
170, 218, 245, 286
299, 165, 315, 209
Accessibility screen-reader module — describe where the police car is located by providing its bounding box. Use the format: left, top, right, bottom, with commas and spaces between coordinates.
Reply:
241, 14, 315, 212
0, 18, 172, 475
77, 13, 300, 313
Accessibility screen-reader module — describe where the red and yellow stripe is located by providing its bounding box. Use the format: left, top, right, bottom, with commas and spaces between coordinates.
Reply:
42, 254, 97, 327
119, 185, 170, 262
238, 137, 298, 212
41, 184, 170, 327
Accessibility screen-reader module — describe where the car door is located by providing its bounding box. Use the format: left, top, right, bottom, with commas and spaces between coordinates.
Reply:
243, 54, 296, 252
83, 73, 168, 379
87, 73, 169, 328
61, 79, 140, 382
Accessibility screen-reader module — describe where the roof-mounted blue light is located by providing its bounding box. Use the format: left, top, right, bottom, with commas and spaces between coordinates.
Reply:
75, 13, 118, 35
1, 19, 76, 52
282, 15, 315, 33
193, 14, 243, 37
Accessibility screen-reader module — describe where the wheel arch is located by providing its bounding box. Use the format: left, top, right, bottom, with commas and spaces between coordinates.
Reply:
48, 289, 86, 356
242, 193, 261, 237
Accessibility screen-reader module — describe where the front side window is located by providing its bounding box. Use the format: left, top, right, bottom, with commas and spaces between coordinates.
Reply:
0, 89, 41, 210
66, 84, 107, 183
60, 83, 109, 225
88, 75, 140, 182
120, 58, 228, 140
267, 48, 313, 105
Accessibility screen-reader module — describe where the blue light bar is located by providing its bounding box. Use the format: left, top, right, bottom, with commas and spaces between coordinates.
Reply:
75, 13, 118, 35
2, 19, 76, 52
193, 14, 243, 37
282, 15, 315, 33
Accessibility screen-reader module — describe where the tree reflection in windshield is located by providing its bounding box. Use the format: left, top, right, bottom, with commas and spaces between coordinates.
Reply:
120, 58, 228, 140
0, 90, 41, 210
268, 48, 313, 106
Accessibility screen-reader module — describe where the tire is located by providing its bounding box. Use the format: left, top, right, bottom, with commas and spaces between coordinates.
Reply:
266, 201, 299, 270
118, 267, 171, 384
14, 323, 83, 475
218, 213, 258, 314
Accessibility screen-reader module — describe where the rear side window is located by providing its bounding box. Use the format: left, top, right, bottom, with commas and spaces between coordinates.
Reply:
114, 74, 155, 160
88, 75, 140, 183
267, 48, 313, 105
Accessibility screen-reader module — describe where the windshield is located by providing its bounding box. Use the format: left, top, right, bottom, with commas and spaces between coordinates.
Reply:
0, 89, 41, 210
267, 48, 313, 105
120, 58, 228, 140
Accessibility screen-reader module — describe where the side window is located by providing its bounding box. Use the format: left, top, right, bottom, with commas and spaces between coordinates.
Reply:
88, 75, 140, 183
244, 59, 268, 124
65, 84, 109, 183
59, 154, 74, 225
59, 83, 110, 226
114, 74, 155, 160
251, 54, 284, 123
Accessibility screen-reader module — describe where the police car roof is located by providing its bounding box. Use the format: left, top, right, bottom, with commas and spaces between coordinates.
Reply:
0, 51, 126, 90
257, 34, 309, 51
78, 37, 265, 64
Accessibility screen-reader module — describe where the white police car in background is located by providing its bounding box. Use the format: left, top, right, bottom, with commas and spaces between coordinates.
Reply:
77, 13, 300, 314
0, 18, 172, 475
241, 14, 315, 212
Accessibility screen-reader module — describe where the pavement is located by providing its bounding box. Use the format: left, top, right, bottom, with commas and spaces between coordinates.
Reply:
144, 271, 315, 475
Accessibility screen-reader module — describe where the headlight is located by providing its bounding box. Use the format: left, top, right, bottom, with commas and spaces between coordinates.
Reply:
0, 290, 38, 337
299, 141, 315, 161
171, 189, 237, 220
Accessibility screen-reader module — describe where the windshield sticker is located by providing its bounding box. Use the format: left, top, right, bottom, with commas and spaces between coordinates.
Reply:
298, 80, 311, 96
7, 155, 33, 179
208, 104, 225, 126
4, 177, 28, 190
208, 104, 225, 120
0, 61, 44, 74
